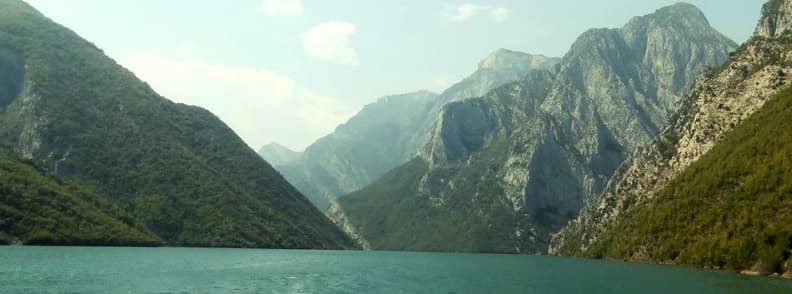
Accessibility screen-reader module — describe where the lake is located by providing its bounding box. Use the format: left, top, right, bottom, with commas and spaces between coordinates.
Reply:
0, 247, 790, 293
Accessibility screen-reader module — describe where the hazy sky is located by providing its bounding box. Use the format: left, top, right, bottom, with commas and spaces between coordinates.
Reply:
25, 0, 764, 151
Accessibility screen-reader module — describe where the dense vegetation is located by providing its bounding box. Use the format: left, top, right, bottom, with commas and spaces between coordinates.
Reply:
0, 152, 161, 246
590, 88, 792, 275
0, 0, 353, 248
338, 156, 546, 253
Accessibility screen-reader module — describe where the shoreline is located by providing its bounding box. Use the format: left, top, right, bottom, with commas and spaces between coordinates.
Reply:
3, 244, 790, 280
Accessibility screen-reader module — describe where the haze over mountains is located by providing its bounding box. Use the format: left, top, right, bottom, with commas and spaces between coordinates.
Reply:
272, 50, 560, 209
258, 143, 301, 167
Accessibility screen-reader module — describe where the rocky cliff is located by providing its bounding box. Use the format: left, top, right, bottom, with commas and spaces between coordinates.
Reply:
336, 72, 557, 252
333, 3, 737, 252
550, 0, 792, 260
755, 0, 792, 38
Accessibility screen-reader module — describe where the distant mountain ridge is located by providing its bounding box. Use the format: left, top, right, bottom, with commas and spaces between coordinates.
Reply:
276, 90, 439, 209
437, 49, 560, 108
276, 51, 560, 209
258, 143, 301, 166
331, 3, 737, 253
0, 0, 353, 248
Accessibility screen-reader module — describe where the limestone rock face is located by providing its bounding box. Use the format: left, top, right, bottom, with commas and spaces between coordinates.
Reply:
333, 3, 737, 253
755, 0, 792, 38
550, 0, 792, 256
327, 201, 371, 250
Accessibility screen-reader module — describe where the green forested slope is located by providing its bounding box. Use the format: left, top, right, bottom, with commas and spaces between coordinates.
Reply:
0, 0, 352, 248
0, 152, 161, 246
590, 89, 792, 275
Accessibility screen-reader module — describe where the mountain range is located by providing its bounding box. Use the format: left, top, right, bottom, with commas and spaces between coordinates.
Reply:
329, 3, 737, 253
272, 50, 560, 210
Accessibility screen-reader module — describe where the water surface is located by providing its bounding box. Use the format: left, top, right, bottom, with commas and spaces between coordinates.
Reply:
1, 247, 790, 293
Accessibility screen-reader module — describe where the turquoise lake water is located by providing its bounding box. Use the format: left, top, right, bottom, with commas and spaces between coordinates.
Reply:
1, 247, 791, 293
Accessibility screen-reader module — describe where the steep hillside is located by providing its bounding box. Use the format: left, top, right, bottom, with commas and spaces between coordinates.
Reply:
0, 152, 161, 246
589, 88, 792, 276
550, 0, 792, 277
333, 3, 737, 252
0, 0, 353, 249
551, 0, 792, 258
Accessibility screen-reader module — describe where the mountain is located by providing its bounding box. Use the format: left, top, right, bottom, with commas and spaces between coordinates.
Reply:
330, 3, 737, 253
277, 91, 439, 209
0, 151, 161, 246
0, 0, 353, 249
277, 51, 560, 210
258, 143, 301, 166
331, 71, 557, 252
435, 49, 560, 108
550, 0, 792, 277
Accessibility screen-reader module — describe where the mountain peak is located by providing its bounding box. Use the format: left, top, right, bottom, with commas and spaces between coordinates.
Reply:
657, 2, 708, 21
260, 142, 292, 152
376, 90, 438, 104
477, 49, 556, 71
570, 2, 732, 61
755, 0, 792, 38
624, 2, 709, 31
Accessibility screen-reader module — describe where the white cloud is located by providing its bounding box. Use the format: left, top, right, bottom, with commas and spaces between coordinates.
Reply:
302, 21, 360, 66
450, 4, 509, 23
261, 0, 303, 16
490, 7, 510, 23
120, 53, 357, 150
452, 4, 483, 21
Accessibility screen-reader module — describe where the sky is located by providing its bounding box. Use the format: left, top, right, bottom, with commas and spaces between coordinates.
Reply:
24, 0, 765, 151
